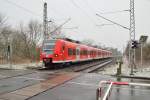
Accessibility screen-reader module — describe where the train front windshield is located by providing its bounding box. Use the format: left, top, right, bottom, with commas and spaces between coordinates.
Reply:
43, 40, 56, 54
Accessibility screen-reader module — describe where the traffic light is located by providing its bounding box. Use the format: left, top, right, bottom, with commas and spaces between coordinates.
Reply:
131, 40, 138, 49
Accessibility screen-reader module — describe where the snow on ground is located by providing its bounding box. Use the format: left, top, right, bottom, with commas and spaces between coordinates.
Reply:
0, 62, 43, 70
98, 57, 150, 78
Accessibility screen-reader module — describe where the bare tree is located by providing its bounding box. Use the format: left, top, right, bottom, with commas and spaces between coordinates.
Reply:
19, 23, 31, 59
0, 14, 5, 27
27, 20, 43, 61
28, 20, 42, 45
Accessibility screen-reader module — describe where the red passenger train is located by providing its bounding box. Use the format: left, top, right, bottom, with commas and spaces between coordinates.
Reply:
40, 38, 112, 67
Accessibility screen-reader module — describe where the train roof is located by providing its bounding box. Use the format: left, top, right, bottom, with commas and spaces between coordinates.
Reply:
47, 38, 111, 52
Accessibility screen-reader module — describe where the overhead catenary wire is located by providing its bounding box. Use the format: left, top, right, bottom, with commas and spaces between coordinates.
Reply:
96, 13, 130, 30
96, 24, 114, 27
1, 0, 41, 17
63, 26, 78, 29
100, 10, 130, 14
82, 0, 130, 29
69, 0, 97, 25
2, 0, 71, 32
83, 0, 129, 15
50, 18, 71, 34
79, 0, 96, 14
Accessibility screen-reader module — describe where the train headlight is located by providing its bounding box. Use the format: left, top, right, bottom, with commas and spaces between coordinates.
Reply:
54, 54, 58, 57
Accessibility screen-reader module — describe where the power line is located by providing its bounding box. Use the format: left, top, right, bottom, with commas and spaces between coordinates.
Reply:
69, 0, 97, 25
84, 0, 129, 15
63, 26, 78, 29
2, 0, 41, 17
81, 0, 96, 13
50, 18, 71, 34
96, 24, 114, 27
96, 13, 129, 30
100, 10, 130, 14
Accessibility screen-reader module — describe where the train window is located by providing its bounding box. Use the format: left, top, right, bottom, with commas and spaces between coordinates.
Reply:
90, 51, 92, 55
73, 49, 76, 55
80, 51, 82, 55
94, 51, 96, 55
91, 51, 94, 55
43, 39, 56, 52
87, 51, 89, 55
83, 50, 85, 55
80, 50, 83, 55
44, 39, 56, 44
87, 51, 90, 55
86, 50, 88, 55
43, 45, 54, 50
99, 52, 101, 55
83, 50, 87, 55
68, 48, 73, 56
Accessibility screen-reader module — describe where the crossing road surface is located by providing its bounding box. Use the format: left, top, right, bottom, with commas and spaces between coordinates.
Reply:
0, 69, 150, 100
28, 73, 150, 100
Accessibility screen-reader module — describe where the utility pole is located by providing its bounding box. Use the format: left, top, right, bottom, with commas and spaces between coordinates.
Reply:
43, 1, 48, 40
129, 0, 136, 75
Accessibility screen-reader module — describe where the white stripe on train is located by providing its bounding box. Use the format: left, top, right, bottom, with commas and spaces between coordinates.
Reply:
52, 57, 111, 63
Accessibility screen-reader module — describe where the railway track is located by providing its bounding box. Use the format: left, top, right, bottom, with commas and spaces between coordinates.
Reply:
53, 58, 113, 73
79, 60, 112, 73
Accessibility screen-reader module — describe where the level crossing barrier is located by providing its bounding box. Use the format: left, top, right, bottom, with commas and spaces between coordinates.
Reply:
96, 80, 150, 100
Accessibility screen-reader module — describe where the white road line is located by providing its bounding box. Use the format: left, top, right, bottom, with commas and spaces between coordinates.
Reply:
68, 82, 98, 87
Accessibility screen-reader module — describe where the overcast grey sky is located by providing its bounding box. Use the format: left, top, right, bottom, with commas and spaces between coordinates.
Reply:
0, 0, 150, 51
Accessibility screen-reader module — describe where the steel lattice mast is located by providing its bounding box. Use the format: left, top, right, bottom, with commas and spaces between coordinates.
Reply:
129, 0, 136, 75
43, 1, 48, 40
96, 0, 137, 75
130, 0, 135, 41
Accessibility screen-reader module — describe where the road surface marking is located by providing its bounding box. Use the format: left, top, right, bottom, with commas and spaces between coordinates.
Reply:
68, 82, 98, 87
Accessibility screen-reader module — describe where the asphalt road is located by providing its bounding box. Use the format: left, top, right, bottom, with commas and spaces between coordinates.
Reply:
28, 73, 150, 100
0, 69, 55, 95
0, 69, 150, 100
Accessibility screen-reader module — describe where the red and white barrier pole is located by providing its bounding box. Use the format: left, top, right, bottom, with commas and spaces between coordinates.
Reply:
102, 82, 113, 100
97, 80, 150, 100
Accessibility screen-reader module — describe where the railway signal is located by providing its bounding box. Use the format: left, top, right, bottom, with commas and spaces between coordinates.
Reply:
131, 40, 138, 49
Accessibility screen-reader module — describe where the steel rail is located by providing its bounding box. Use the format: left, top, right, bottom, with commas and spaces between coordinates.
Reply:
52, 58, 112, 73
74, 60, 109, 72
82, 60, 112, 73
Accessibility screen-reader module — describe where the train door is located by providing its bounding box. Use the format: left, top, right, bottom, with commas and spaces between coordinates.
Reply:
62, 43, 65, 61
88, 49, 90, 59
76, 47, 80, 61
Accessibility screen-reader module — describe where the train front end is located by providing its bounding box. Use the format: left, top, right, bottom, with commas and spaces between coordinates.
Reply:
40, 39, 56, 67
